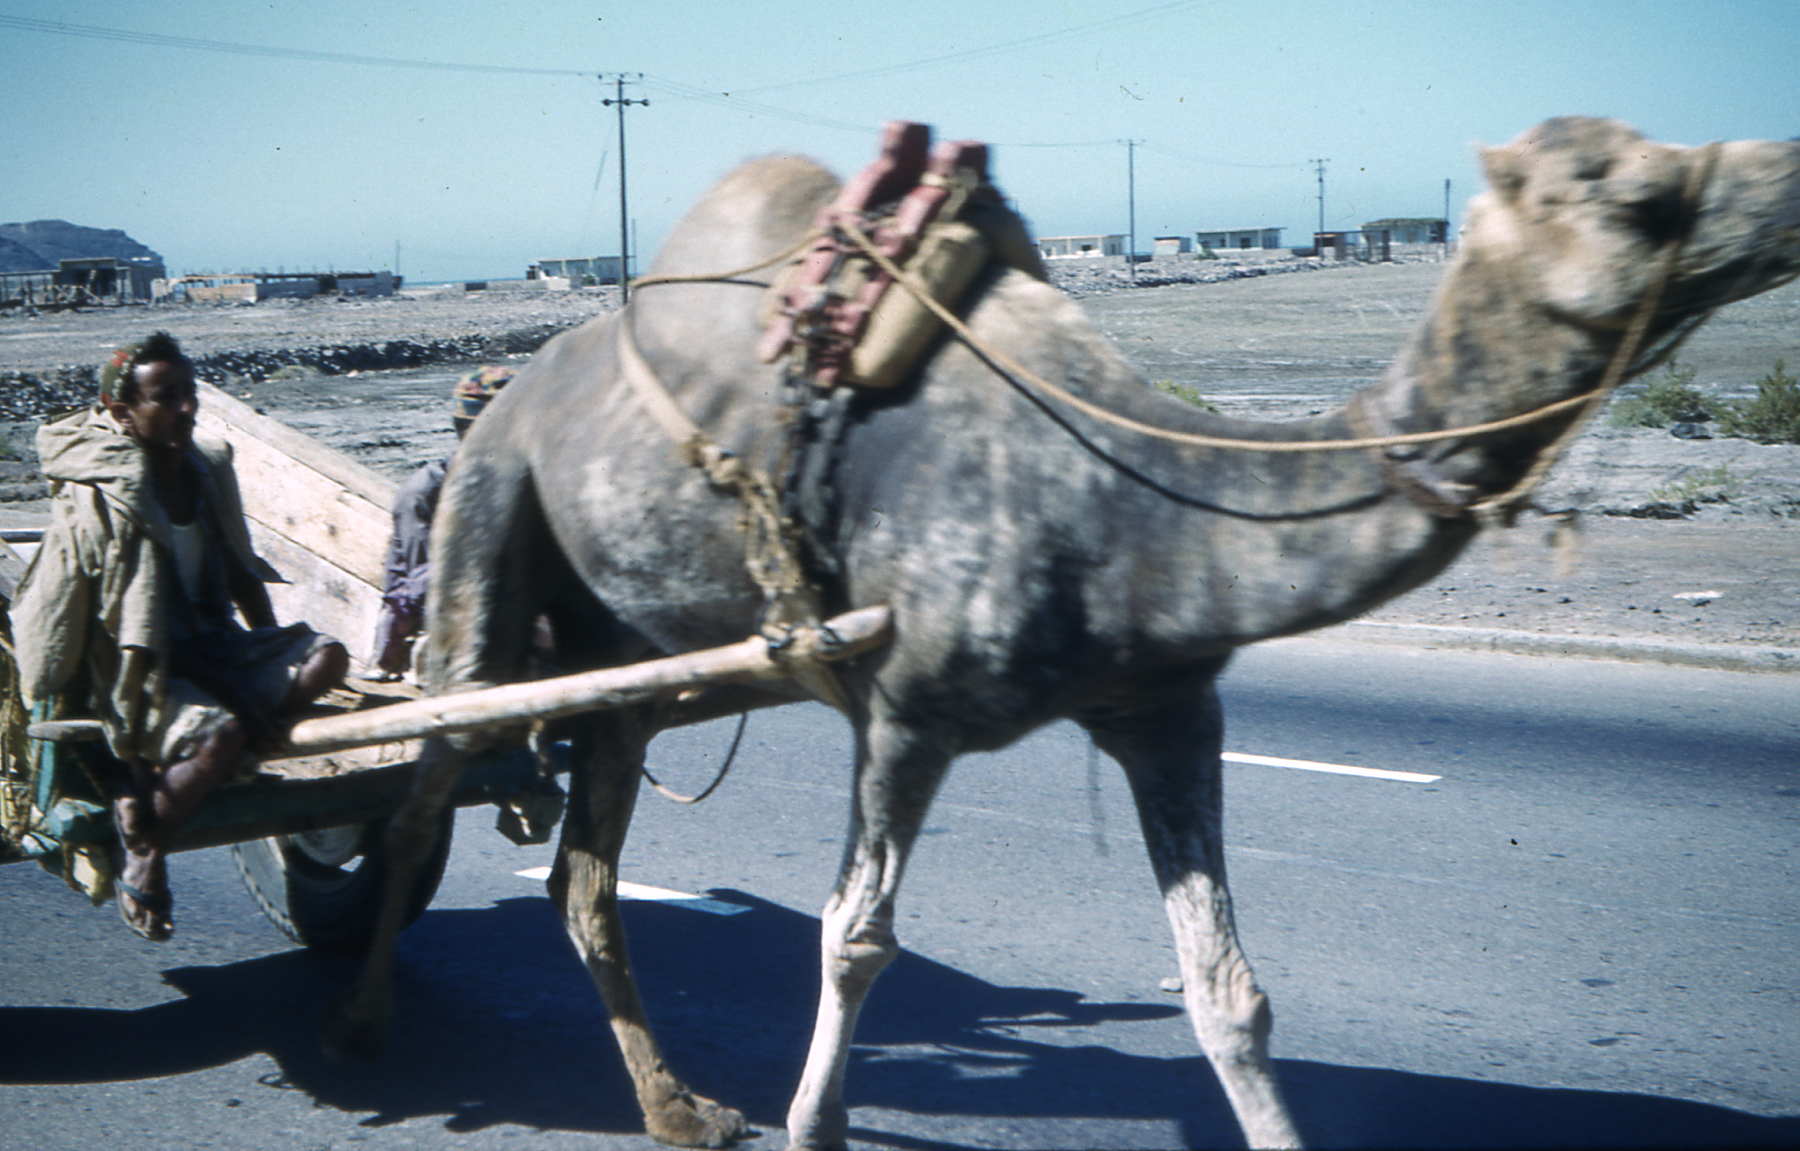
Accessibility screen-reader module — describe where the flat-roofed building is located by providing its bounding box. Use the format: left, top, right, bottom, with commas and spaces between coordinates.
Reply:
1195, 227, 1284, 252
529, 256, 624, 285
1360, 217, 1448, 244
1036, 234, 1126, 259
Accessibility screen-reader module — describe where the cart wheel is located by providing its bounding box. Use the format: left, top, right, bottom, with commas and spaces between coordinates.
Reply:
231, 811, 453, 954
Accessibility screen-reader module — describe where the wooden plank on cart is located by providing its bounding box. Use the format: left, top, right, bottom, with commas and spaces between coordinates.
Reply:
195, 381, 396, 669
0, 536, 27, 603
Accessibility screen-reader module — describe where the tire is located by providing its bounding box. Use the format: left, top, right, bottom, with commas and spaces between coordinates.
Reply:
231, 812, 453, 954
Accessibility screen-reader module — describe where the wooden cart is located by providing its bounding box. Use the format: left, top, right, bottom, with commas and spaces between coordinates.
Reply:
0, 382, 886, 950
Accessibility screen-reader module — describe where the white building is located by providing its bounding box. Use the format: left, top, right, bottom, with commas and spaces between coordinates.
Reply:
529, 256, 625, 285
1360, 217, 1448, 244
1036, 234, 1126, 259
1194, 227, 1285, 252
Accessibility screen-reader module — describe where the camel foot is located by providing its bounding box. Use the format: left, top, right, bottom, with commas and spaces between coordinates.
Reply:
785, 1124, 848, 1151
643, 1088, 749, 1148
320, 995, 390, 1063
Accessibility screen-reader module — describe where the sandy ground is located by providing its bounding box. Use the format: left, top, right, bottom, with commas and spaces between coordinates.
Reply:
2, 262, 1795, 651
0, 282, 620, 379
1081, 263, 1800, 650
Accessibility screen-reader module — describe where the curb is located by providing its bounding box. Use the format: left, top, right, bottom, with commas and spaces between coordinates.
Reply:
1317, 620, 1799, 674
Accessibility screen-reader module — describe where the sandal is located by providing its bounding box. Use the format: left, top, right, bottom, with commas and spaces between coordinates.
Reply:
117, 877, 173, 942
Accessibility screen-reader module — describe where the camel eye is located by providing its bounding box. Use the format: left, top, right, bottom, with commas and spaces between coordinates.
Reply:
1624, 191, 1684, 244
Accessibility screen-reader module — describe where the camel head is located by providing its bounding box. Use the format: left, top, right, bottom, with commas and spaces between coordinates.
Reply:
1463, 117, 1800, 334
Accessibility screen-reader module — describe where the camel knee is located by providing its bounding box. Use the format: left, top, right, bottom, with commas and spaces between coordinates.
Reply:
823, 915, 897, 997
1185, 965, 1275, 1064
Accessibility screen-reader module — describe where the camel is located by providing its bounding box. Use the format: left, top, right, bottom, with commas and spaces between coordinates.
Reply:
328, 117, 1800, 1149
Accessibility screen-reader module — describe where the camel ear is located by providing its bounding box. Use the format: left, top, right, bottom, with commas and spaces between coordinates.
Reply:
1482, 145, 1528, 203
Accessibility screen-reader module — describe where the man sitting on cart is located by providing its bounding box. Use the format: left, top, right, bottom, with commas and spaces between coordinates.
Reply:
370, 364, 513, 680
11, 332, 349, 941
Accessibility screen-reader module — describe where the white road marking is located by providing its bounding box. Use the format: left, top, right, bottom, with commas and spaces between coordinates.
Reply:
1223, 751, 1441, 784
513, 868, 751, 916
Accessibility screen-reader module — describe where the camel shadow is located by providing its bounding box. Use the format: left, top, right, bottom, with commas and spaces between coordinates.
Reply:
0, 892, 1793, 1149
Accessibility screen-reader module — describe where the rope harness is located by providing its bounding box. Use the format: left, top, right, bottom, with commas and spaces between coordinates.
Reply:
828, 139, 1720, 525
612, 131, 1721, 801
614, 309, 852, 716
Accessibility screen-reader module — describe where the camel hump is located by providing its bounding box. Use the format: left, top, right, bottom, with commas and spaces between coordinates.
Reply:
647, 153, 841, 283
753, 121, 1048, 390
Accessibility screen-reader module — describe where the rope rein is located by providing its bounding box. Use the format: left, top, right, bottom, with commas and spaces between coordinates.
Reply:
639, 710, 749, 805
628, 144, 1715, 473
1466, 142, 1720, 520
629, 231, 817, 292
612, 143, 1721, 801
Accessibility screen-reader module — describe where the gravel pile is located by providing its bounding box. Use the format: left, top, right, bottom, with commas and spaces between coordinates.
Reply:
0, 255, 1427, 417
1043, 252, 1444, 298
1046, 255, 1328, 298
0, 287, 623, 419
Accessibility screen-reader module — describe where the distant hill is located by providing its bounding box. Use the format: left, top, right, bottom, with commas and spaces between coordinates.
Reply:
0, 220, 163, 273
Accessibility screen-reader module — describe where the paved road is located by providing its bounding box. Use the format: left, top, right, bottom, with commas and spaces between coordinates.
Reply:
0, 643, 1794, 1149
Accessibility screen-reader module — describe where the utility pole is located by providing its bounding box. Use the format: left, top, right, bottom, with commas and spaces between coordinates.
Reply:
1122, 138, 1143, 280
600, 73, 648, 303
1442, 177, 1452, 254
1316, 158, 1329, 234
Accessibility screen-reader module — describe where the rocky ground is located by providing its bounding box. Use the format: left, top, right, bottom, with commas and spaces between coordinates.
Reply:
2, 258, 1794, 656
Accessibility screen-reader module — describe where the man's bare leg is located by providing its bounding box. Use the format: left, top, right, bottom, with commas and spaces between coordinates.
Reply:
113, 643, 347, 940
114, 719, 248, 941
286, 642, 350, 712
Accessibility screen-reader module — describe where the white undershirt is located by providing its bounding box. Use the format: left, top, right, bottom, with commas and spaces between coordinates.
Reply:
168, 519, 205, 602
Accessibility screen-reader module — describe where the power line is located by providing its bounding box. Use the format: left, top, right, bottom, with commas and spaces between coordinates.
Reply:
2, 11, 1313, 171
725, 0, 1207, 96
3, 12, 1329, 184
0, 14, 592, 76
1, 14, 879, 135
636, 75, 876, 135
1139, 141, 1310, 170
993, 139, 1121, 149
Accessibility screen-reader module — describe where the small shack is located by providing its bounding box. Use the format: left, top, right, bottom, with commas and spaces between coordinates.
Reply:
1360, 217, 1448, 245
1152, 236, 1193, 257
528, 256, 624, 286
1194, 227, 1284, 253
159, 270, 399, 304
0, 255, 166, 308
1036, 234, 1126, 260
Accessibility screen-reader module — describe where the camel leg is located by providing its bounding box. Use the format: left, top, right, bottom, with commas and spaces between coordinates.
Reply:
1085, 675, 1303, 1150
787, 716, 952, 1151
323, 735, 462, 1059
549, 715, 747, 1149
323, 435, 554, 1057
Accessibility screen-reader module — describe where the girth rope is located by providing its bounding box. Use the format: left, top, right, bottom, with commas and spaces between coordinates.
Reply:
613, 309, 854, 716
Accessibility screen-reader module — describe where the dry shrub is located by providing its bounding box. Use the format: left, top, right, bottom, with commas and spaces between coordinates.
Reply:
1717, 360, 1800, 444
1608, 361, 1714, 428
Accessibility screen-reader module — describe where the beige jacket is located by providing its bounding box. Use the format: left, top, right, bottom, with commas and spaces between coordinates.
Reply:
11, 405, 279, 760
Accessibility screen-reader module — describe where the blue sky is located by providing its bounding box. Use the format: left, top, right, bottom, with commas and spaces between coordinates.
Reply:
4, 1, 1795, 284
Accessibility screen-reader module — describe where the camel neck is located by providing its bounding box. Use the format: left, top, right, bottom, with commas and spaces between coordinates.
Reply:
1357, 252, 1610, 507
